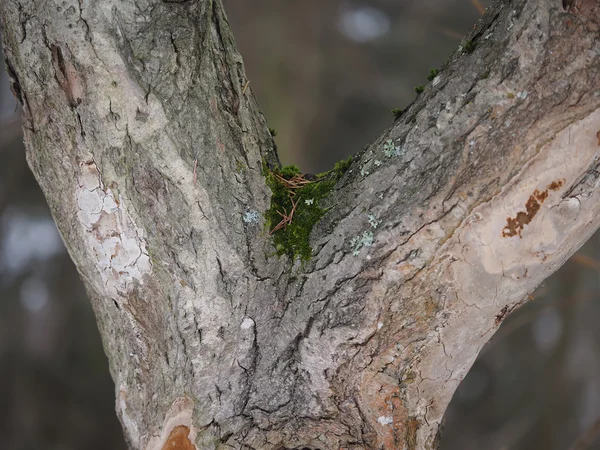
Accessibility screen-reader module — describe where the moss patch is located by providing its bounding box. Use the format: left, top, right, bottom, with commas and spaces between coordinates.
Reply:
391, 108, 404, 121
235, 159, 246, 174
463, 40, 476, 54
263, 156, 352, 261
426, 68, 439, 81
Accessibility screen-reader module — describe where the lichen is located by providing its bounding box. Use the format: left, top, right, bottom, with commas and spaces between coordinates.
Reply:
262, 156, 352, 261
383, 139, 402, 158
242, 210, 260, 224
368, 214, 381, 229
350, 230, 374, 256
377, 416, 393, 426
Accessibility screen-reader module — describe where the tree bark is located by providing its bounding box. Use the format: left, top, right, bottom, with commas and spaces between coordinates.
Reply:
1, 0, 599, 448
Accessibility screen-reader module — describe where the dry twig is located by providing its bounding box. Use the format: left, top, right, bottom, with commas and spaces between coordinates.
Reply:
270, 195, 298, 234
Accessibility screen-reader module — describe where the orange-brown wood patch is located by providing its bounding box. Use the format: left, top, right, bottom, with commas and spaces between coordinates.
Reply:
161, 425, 195, 450
502, 179, 564, 238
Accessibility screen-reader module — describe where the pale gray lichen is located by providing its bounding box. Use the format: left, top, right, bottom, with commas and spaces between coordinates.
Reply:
305, 198, 314, 206
517, 90, 528, 100
350, 230, 374, 256
243, 210, 261, 224
359, 140, 403, 178
383, 139, 402, 158
377, 416, 393, 426
368, 214, 381, 229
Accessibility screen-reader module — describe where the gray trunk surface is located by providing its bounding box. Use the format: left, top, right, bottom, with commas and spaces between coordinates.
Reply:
1, 0, 600, 448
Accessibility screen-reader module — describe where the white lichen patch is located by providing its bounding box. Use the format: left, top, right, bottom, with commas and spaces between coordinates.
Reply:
241, 317, 255, 329
76, 161, 151, 297
517, 90, 528, 100
377, 416, 393, 425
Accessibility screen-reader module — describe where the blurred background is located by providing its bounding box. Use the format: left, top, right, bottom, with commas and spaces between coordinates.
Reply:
1, 1, 600, 449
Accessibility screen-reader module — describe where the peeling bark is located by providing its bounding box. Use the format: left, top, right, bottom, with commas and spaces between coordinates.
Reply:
1, 0, 599, 449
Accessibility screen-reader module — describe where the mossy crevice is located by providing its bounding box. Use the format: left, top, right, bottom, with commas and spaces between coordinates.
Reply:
262, 157, 352, 261
463, 40, 476, 54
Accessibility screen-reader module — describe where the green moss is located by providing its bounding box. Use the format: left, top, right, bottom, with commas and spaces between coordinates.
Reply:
235, 159, 246, 174
426, 68, 439, 81
391, 108, 404, 120
268, 127, 277, 137
463, 40, 476, 54
279, 164, 300, 178
262, 157, 352, 261
333, 156, 353, 176
415, 85, 425, 95
146, 245, 159, 267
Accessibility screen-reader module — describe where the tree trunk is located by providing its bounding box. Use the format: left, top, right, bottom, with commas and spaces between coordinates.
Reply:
1, 0, 599, 448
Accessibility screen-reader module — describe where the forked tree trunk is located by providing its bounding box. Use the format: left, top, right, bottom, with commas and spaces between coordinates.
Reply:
1, 0, 599, 448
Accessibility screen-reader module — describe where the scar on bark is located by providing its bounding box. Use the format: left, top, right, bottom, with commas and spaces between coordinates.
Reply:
495, 304, 518, 325
50, 44, 84, 107
502, 180, 565, 238
495, 305, 509, 325
161, 426, 195, 450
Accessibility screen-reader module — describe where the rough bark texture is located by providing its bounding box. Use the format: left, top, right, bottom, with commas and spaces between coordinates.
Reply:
1, 0, 600, 448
